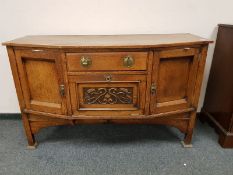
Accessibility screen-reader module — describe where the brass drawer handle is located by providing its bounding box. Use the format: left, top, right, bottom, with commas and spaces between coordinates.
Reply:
123, 56, 134, 68
80, 56, 92, 67
104, 75, 112, 82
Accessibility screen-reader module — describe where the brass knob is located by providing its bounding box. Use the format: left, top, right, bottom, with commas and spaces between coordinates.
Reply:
123, 56, 134, 68
80, 56, 92, 67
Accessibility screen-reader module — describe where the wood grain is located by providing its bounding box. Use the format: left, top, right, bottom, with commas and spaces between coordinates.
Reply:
69, 74, 146, 116
150, 48, 200, 114
2, 34, 212, 49
67, 52, 148, 71
14, 49, 67, 114
4, 34, 211, 147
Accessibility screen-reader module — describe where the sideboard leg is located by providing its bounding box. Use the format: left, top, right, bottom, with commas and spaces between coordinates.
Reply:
183, 133, 193, 148
182, 112, 197, 148
22, 113, 37, 149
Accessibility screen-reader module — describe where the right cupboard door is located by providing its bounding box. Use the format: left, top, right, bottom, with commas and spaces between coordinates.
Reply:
150, 48, 200, 114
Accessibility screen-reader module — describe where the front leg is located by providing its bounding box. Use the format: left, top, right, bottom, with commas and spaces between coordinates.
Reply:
22, 113, 37, 149
181, 111, 197, 148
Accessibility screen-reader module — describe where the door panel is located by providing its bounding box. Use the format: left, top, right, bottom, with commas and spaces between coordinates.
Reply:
150, 48, 200, 114
69, 74, 146, 116
15, 49, 67, 114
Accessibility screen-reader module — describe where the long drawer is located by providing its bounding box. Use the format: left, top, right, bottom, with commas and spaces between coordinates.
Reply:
66, 52, 148, 71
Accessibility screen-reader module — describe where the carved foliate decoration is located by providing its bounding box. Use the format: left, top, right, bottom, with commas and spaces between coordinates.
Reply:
83, 87, 133, 104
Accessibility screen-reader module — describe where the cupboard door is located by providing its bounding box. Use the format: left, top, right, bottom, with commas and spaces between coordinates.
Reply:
69, 74, 146, 116
150, 48, 200, 114
15, 49, 67, 114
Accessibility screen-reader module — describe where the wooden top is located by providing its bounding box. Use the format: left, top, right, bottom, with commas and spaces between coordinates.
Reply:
2, 34, 212, 49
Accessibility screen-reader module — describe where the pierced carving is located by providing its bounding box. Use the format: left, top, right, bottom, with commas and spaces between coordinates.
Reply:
83, 87, 133, 104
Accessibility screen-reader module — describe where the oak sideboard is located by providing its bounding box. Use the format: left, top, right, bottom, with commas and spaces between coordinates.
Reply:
3, 34, 212, 148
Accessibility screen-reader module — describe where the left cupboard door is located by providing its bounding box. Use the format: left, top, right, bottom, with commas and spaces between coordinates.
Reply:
15, 49, 67, 114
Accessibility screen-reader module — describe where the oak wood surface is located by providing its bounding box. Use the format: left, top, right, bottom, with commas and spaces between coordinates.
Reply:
69, 74, 146, 116
29, 113, 190, 135
66, 52, 148, 71
150, 48, 200, 114
2, 34, 212, 49
14, 49, 67, 114
4, 34, 211, 147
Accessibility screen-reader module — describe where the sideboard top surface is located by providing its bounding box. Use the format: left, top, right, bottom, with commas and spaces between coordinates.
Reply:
2, 34, 212, 49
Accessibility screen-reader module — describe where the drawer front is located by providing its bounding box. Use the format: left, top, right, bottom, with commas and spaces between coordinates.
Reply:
68, 74, 146, 116
66, 52, 148, 71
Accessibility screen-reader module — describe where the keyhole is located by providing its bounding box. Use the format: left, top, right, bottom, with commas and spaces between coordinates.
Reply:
105, 75, 112, 82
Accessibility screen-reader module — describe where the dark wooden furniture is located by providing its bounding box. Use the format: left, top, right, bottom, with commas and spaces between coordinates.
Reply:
201, 24, 233, 148
3, 34, 211, 149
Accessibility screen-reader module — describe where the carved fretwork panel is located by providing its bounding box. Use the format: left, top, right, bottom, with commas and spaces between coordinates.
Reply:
83, 87, 133, 104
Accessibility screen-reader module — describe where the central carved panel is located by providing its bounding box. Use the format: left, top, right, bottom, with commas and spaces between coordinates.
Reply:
83, 87, 133, 104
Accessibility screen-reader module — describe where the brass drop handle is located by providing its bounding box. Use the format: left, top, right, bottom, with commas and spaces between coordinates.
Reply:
151, 83, 156, 95
123, 56, 134, 68
80, 56, 92, 67
59, 85, 65, 97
